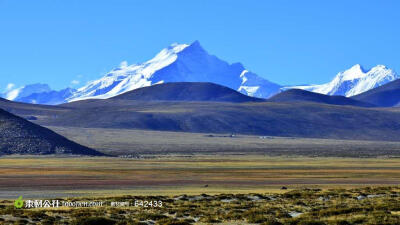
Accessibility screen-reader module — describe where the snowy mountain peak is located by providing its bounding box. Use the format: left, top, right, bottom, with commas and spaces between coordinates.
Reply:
287, 64, 398, 97
375, 64, 387, 69
181, 40, 204, 52
331, 64, 384, 83
369, 64, 392, 74
69, 42, 194, 101
1, 83, 77, 105
149, 43, 189, 64
351, 64, 364, 70
66, 41, 281, 102
191, 40, 201, 46
339, 64, 365, 80
2, 83, 51, 101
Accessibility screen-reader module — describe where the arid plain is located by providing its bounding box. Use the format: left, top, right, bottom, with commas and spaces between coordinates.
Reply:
1, 126, 400, 199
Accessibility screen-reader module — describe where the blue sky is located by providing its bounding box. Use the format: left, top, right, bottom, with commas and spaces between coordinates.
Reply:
0, 0, 399, 90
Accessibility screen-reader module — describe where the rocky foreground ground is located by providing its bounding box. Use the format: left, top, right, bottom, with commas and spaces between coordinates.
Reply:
1, 186, 400, 225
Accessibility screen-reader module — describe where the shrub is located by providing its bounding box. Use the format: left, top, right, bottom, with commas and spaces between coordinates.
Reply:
261, 218, 284, 225
41, 217, 56, 225
199, 216, 221, 223
224, 210, 244, 220
156, 218, 192, 225
297, 220, 326, 225
332, 220, 352, 225
135, 212, 168, 221
72, 217, 117, 225
244, 209, 270, 223
13, 219, 30, 225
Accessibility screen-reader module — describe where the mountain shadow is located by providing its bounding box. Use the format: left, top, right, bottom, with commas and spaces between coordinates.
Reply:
111, 82, 265, 103
0, 107, 104, 156
352, 79, 400, 107
269, 89, 375, 107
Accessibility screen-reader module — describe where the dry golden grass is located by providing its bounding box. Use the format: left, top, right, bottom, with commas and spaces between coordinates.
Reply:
0, 155, 400, 198
2, 185, 400, 225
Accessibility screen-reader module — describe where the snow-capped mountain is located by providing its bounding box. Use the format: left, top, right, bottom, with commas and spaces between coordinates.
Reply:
18, 88, 75, 105
1, 83, 52, 101
1, 83, 75, 105
286, 64, 398, 97
67, 41, 281, 102
6, 41, 397, 105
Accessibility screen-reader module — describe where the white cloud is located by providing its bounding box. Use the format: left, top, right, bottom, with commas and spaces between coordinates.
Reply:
70, 75, 84, 87
71, 80, 80, 85
120, 61, 128, 68
5, 83, 15, 91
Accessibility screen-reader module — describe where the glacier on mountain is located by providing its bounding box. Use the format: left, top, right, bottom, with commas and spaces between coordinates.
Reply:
4, 41, 398, 105
285, 64, 398, 97
18, 88, 76, 105
1, 83, 75, 105
67, 41, 281, 102
1, 83, 52, 101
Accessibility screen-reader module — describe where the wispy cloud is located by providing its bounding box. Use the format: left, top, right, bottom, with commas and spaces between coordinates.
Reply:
70, 75, 84, 86
5, 83, 15, 91
120, 61, 128, 68
71, 80, 80, 85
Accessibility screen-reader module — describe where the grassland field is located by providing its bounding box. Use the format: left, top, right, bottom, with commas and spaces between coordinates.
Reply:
1, 156, 400, 199
2, 127, 400, 224
1, 156, 400, 224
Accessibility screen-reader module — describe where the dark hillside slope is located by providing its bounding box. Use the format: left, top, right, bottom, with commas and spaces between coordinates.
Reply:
269, 89, 374, 107
3, 95, 400, 142
44, 100, 400, 141
0, 108, 103, 156
352, 79, 400, 107
111, 82, 265, 102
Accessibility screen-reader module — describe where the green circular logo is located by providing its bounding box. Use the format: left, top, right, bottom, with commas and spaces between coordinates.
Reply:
14, 196, 23, 209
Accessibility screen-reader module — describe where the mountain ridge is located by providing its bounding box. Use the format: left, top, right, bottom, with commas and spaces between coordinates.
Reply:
66, 41, 281, 102
2, 43, 398, 105
3, 93, 400, 141
286, 64, 398, 97
2, 41, 282, 104
111, 82, 265, 102
352, 79, 400, 107
269, 89, 375, 107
